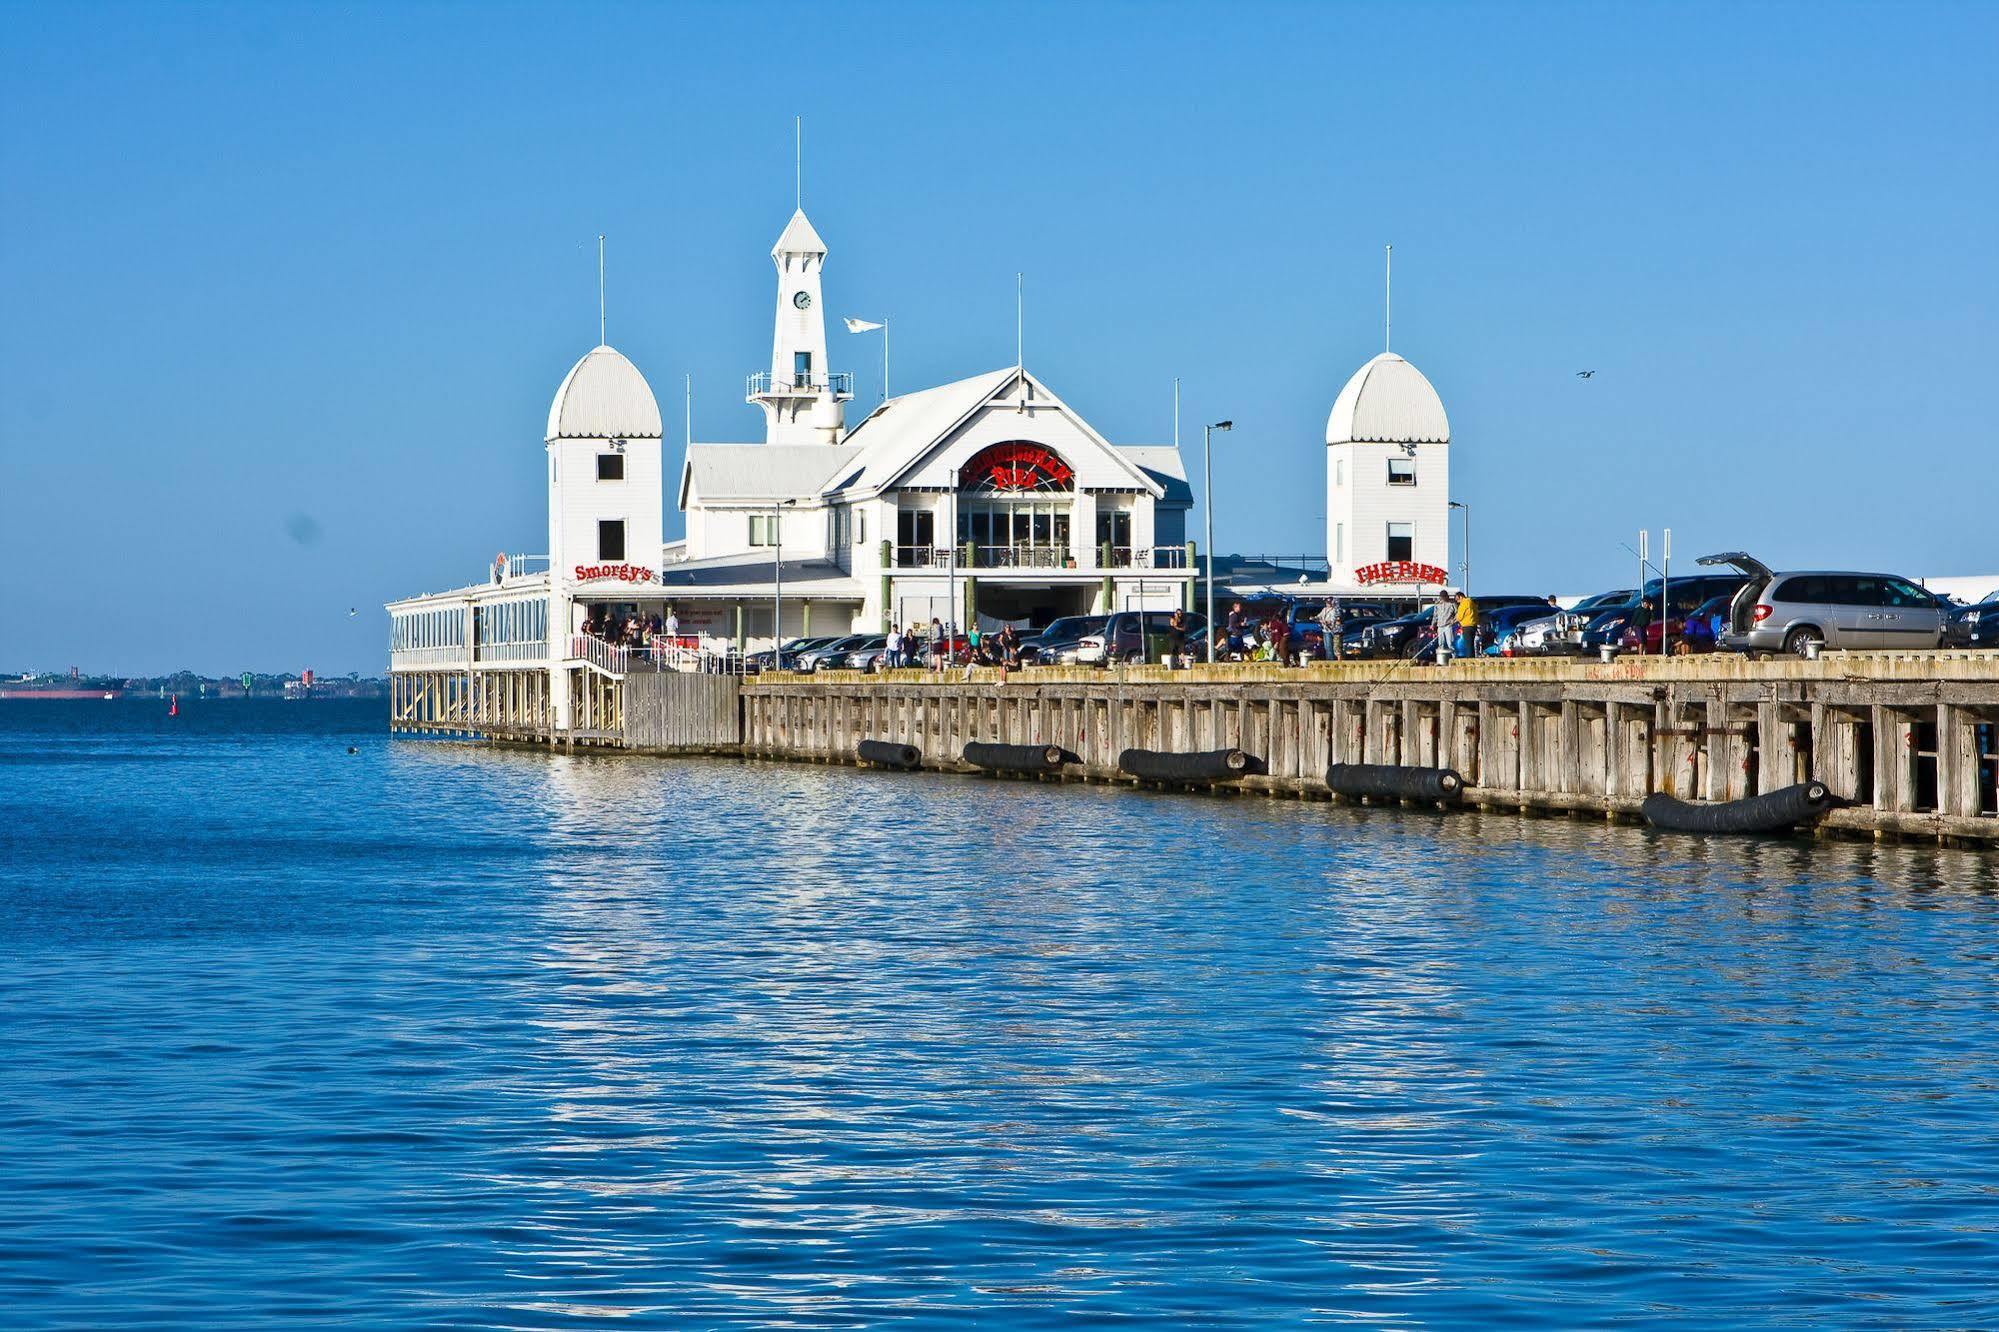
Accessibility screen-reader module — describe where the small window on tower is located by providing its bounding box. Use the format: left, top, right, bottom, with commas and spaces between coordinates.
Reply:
1387, 457, 1416, 486
794, 351, 812, 388
598, 520, 626, 561
1335, 459, 1344, 488
596, 453, 624, 481
1387, 522, 1414, 563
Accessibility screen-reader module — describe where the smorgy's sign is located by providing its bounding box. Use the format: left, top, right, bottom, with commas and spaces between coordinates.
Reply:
573, 563, 657, 584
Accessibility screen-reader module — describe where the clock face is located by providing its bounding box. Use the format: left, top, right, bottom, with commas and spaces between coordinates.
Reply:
792, 290, 812, 309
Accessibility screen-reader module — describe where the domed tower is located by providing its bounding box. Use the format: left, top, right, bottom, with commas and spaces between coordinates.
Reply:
545, 343, 664, 589
1324, 352, 1451, 585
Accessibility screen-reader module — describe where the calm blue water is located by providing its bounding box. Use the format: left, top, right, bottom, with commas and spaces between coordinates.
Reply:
4, 699, 1999, 1328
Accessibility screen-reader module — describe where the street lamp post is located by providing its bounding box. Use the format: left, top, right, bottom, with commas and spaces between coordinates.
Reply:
946, 467, 959, 660
1448, 499, 1470, 592
771, 498, 795, 667
1203, 420, 1233, 663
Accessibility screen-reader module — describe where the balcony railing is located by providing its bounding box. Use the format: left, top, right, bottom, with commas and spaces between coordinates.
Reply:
474, 639, 550, 664
746, 371, 854, 398
889, 544, 1190, 572
389, 645, 468, 672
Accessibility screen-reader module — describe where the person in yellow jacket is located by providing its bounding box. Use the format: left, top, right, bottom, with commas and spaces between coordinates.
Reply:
1454, 593, 1480, 658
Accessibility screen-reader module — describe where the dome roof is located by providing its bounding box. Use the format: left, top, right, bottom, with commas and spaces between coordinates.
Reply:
546, 344, 662, 441
1325, 352, 1449, 445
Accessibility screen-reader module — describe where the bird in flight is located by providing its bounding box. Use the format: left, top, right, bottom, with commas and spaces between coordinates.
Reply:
1576, 370, 1596, 379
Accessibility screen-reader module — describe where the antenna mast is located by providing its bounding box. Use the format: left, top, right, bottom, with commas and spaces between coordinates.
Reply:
597, 235, 606, 346
1384, 243, 1392, 353
794, 116, 801, 210
1016, 272, 1024, 373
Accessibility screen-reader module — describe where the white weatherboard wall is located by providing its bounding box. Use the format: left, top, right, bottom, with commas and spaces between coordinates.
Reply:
1327, 440, 1450, 581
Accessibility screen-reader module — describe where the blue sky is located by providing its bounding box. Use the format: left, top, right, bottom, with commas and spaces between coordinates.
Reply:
2, 1, 1993, 675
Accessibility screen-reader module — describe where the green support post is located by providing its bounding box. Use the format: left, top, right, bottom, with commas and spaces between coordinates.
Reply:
1184, 541, 1197, 612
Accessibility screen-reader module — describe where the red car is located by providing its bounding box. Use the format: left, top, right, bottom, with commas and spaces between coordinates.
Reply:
1617, 606, 1722, 656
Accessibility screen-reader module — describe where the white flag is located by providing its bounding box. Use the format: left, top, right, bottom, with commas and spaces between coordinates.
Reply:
844, 317, 883, 333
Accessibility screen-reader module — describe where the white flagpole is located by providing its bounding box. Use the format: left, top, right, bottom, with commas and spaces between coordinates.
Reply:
883, 316, 890, 401
685, 374, 693, 447
1384, 243, 1391, 354
598, 234, 606, 346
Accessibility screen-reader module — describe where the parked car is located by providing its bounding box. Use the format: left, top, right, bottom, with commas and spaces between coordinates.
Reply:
1076, 611, 1205, 665
1578, 604, 1637, 657
1699, 552, 1952, 655
1510, 589, 1637, 657
746, 635, 836, 673
796, 634, 872, 671
1485, 605, 1561, 656
841, 635, 894, 670
1019, 615, 1107, 665
1947, 588, 1999, 648
1354, 610, 1434, 660
1287, 600, 1394, 658
1617, 595, 1733, 656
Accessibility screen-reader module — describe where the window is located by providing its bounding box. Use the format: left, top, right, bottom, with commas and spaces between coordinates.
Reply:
1883, 578, 1935, 608
1386, 522, 1414, 563
857, 510, 867, 546
794, 351, 812, 386
1335, 523, 1345, 564
1335, 459, 1344, 488
597, 520, 625, 561
596, 453, 624, 481
1387, 457, 1416, 486
749, 514, 775, 547
897, 508, 932, 548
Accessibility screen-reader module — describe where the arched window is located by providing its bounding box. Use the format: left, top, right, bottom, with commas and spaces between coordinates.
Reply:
960, 441, 1074, 493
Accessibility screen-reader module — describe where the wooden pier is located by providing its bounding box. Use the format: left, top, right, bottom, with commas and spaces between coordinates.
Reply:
389, 652, 1999, 845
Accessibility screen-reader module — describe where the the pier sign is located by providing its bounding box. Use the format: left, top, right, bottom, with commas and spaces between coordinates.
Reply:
1354, 561, 1449, 587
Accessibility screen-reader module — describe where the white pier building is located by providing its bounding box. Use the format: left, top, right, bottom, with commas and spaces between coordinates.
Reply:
386, 204, 1195, 728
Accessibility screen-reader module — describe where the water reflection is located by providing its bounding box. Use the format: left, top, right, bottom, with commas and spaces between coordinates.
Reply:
6, 706, 1999, 1328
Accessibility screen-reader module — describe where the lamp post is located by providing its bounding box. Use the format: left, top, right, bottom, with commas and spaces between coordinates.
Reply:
946, 466, 960, 655
771, 498, 795, 666
1448, 499, 1470, 592
1203, 420, 1233, 663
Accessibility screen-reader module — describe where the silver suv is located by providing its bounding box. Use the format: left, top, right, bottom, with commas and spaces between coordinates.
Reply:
1698, 552, 1949, 655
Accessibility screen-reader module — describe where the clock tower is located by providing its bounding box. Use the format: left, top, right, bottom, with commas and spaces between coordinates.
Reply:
749, 208, 850, 444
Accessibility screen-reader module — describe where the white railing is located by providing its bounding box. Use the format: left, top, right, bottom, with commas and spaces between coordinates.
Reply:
639, 638, 747, 675
747, 371, 854, 397
486, 553, 549, 583
568, 635, 629, 677
390, 645, 468, 672
475, 640, 550, 664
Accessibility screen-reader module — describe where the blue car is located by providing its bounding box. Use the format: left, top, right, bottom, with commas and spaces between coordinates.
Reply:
1484, 604, 1559, 656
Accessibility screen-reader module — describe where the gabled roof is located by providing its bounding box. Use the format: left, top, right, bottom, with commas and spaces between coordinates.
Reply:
547, 344, 663, 441
1325, 352, 1449, 445
772, 209, 826, 256
829, 367, 1165, 499
1117, 446, 1195, 505
678, 444, 858, 508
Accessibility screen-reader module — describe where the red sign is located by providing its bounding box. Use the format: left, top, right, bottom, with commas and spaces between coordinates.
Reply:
963, 441, 1074, 492
573, 563, 658, 584
1355, 560, 1449, 586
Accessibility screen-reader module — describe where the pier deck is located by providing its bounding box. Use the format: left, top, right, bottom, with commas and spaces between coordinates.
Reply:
390, 651, 1999, 845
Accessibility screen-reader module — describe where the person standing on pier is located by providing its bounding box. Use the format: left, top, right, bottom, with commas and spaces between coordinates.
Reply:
1434, 593, 1456, 665
1455, 592, 1479, 659
886, 624, 902, 669
1318, 598, 1343, 661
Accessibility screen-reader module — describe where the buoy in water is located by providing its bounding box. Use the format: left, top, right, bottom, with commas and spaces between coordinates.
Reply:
168, 694, 179, 717
347, 746, 359, 755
